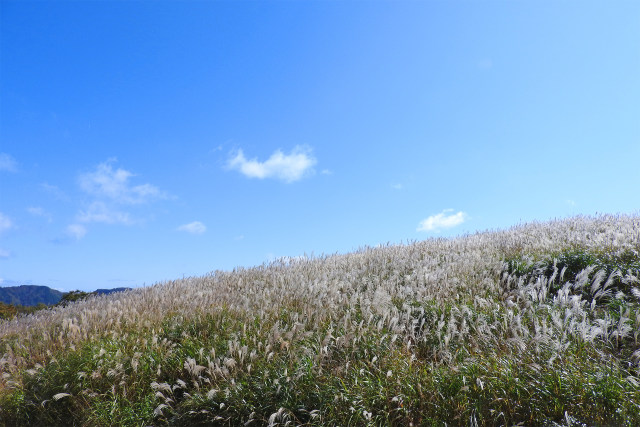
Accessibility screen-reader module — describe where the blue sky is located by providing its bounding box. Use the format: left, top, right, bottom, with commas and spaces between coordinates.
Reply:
1, 1, 639, 292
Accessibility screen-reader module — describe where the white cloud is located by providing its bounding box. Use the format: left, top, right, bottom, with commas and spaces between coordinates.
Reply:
79, 159, 166, 204
0, 214, 13, 259
391, 183, 403, 190
27, 207, 53, 222
417, 209, 468, 232
77, 201, 132, 225
0, 213, 13, 233
72, 160, 169, 234
0, 153, 17, 172
66, 224, 87, 240
227, 146, 316, 183
41, 183, 69, 200
477, 58, 493, 70
177, 221, 206, 234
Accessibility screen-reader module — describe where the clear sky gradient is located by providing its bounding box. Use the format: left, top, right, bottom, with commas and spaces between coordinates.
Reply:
1, 1, 639, 291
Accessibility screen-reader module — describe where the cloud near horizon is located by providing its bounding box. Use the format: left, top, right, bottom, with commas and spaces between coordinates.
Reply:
227, 146, 316, 183
177, 221, 207, 234
417, 209, 468, 232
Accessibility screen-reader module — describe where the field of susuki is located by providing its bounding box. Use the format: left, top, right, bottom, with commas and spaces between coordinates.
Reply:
2, 214, 640, 426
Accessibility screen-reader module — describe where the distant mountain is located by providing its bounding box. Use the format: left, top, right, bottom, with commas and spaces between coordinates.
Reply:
0, 285, 132, 307
0, 285, 64, 306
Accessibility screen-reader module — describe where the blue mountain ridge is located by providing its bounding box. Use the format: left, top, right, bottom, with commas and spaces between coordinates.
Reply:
0, 285, 131, 306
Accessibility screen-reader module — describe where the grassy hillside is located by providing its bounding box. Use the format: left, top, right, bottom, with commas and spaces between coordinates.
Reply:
1, 214, 639, 426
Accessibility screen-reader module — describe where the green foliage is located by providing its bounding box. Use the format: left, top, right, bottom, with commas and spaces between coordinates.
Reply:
56, 290, 92, 307
0, 302, 18, 320
0, 302, 48, 320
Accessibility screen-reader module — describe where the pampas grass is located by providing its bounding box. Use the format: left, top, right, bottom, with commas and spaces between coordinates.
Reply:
1, 214, 639, 425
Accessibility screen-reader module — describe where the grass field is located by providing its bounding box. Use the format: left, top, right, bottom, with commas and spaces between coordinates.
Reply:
1, 214, 639, 426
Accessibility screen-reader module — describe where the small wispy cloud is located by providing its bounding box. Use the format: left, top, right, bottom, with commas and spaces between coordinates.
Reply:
41, 183, 69, 201
477, 58, 493, 70
177, 221, 206, 234
0, 213, 13, 233
27, 207, 53, 223
417, 209, 468, 232
66, 224, 87, 241
227, 146, 316, 183
0, 153, 18, 172
391, 183, 403, 190
71, 160, 169, 237
0, 213, 13, 259
77, 201, 133, 225
79, 159, 167, 204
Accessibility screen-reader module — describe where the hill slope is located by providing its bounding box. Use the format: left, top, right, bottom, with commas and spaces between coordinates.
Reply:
0, 285, 63, 306
1, 214, 639, 426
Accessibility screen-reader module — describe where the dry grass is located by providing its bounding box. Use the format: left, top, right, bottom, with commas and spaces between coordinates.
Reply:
1, 214, 639, 425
